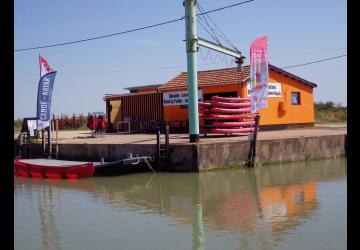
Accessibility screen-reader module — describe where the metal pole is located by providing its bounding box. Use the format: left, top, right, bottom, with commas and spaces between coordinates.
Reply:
251, 115, 260, 166
42, 129, 45, 157
49, 120, 52, 158
165, 123, 170, 157
247, 114, 260, 167
156, 126, 161, 169
39, 54, 41, 79
47, 126, 51, 158
55, 119, 59, 159
184, 0, 200, 143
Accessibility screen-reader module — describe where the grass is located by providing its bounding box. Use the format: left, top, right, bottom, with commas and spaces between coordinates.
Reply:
314, 101, 347, 123
14, 124, 22, 135
13, 114, 89, 136
14, 102, 346, 135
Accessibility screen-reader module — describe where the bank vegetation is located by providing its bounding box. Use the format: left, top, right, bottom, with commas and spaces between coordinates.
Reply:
14, 114, 88, 134
14, 101, 347, 134
314, 101, 347, 123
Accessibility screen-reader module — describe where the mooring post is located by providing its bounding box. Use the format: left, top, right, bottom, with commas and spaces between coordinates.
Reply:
41, 129, 46, 157
55, 119, 59, 159
49, 120, 53, 158
165, 123, 170, 157
184, 0, 200, 143
251, 115, 260, 166
47, 126, 51, 158
247, 114, 260, 167
156, 125, 161, 166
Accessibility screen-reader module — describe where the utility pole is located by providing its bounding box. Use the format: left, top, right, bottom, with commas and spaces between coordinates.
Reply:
184, 0, 245, 143
184, 0, 200, 143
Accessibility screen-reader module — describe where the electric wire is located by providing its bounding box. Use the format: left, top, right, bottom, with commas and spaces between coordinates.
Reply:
197, 18, 221, 44
196, 5, 222, 45
195, 0, 255, 16
15, 0, 255, 52
271, 47, 346, 59
197, 2, 239, 51
15, 54, 347, 76
281, 54, 346, 69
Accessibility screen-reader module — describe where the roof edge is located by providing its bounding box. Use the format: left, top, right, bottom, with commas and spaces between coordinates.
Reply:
269, 64, 317, 88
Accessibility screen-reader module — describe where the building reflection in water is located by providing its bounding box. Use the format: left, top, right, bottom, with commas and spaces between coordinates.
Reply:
14, 158, 346, 250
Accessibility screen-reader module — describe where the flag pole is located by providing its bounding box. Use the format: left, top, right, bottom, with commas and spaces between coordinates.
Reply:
39, 54, 41, 79
38, 54, 45, 155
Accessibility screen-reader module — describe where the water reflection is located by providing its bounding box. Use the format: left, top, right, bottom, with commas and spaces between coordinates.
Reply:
38, 186, 61, 250
14, 158, 346, 250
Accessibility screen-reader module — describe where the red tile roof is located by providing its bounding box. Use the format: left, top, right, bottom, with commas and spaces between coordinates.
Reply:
157, 64, 316, 92
158, 66, 250, 92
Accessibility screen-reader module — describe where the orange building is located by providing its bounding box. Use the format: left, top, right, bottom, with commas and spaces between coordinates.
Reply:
104, 64, 317, 132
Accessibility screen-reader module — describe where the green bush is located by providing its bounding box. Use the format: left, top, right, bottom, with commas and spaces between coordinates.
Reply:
314, 102, 347, 123
14, 114, 89, 133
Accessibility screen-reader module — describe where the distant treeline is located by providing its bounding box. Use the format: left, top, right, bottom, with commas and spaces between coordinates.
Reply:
14, 102, 346, 133
314, 101, 347, 123
14, 114, 89, 133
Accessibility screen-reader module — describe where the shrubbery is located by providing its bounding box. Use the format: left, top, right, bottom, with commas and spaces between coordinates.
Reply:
14, 113, 89, 134
314, 101, 347, 123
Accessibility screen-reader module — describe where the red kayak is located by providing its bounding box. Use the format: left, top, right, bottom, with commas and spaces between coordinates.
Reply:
204, 127, 255, 134
211, 107, 251, 114
212, 121, 256, 127
211, 102, 251, 108
206, 114, 256, 120
211, 96, 251, 102
14, 159, 95, 179
198, 102, 212, 107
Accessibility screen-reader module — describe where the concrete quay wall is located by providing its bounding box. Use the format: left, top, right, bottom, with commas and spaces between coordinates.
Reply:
195, 134, 346, 171
19, 134, 346, 172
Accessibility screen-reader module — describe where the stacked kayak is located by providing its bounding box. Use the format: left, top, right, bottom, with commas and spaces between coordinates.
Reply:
14, 159, 95, 179
199, 96, 257, 135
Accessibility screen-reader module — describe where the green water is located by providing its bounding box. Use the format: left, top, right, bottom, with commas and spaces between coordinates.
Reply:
14, 158, 347, 250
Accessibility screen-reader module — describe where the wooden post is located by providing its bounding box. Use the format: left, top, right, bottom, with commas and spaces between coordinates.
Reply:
247, 114, 260, 167
165, 123, 170, 156
47, 126, 51, 158
55, 119, 59, 159
42, 129, 46, 157
156, 126, 161, 167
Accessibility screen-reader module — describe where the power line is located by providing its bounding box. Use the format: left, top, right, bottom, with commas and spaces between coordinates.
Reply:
15, 62, 226, 76
196, 2, 239, 51
15, 54, 347, 76
14, 17, 184, 52
197, 18, 221, 44
282, 54, 346, 69
16, 53, 346, 76
196, 0, 255, 16
197, 4, 223, 45
14, 0, 255, 52
271, 47, 346, 59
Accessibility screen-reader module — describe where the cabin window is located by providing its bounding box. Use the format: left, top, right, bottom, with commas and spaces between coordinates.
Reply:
291, 92, 301, 105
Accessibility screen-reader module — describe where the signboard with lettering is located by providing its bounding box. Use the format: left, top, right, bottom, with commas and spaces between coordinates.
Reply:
27, 120, 37, 137
247, 82, 281, 98
36, 71, 57, 130
163, 90, 203, 106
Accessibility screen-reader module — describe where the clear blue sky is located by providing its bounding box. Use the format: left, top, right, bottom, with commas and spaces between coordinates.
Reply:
14, 0, 347, 119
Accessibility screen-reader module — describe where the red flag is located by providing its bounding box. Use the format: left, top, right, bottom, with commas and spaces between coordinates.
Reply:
39, 55, 54, 77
